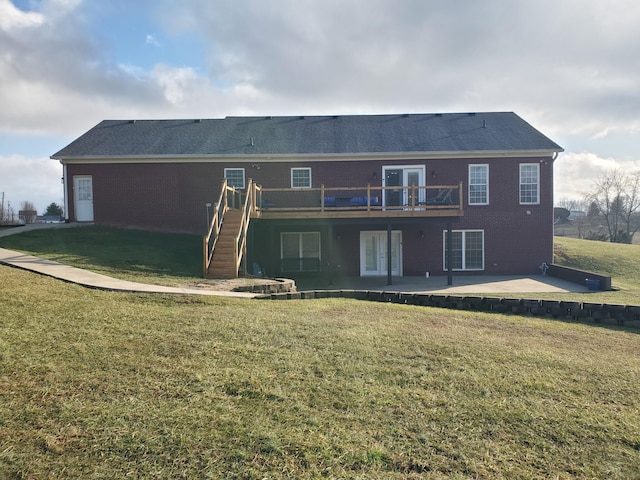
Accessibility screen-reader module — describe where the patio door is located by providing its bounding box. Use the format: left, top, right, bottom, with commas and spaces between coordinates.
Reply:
73, 175, 94, 222
383, 166, 425, 207
359, 231, 402, 276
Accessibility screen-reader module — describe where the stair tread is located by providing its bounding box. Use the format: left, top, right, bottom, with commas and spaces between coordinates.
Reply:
206, 207, 249, 278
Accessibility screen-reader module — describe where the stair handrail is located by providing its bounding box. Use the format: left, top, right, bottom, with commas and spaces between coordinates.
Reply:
203, 179, 231, 277
233, 179, 255, 276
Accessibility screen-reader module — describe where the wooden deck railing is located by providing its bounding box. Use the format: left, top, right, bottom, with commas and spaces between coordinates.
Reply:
234, 181, 261, 276
203, 179, 230, 277
203, 179, 262, 278
255, 182, 463, 218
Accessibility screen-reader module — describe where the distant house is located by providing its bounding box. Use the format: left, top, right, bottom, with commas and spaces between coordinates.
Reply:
36, 215, 64, 223
51, 112, 563, 280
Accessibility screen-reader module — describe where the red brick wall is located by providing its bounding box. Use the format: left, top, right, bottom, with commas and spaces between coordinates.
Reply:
66, 163, 228, 234
65, 155, 554, 274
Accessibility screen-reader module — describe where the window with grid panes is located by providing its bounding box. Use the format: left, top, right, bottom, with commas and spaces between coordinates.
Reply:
291, 167, 311, 188
443, 230, 484, 271
224, 168, 245, 189
468, 164, 488, 205
519, 164, 539, 204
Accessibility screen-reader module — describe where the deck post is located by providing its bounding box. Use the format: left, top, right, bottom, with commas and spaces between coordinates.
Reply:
203, 236, 208, 278
387, 223, 392, 286
447, 221, 453, 286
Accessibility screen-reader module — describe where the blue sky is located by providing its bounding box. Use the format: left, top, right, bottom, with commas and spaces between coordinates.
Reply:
1, 0, 639, 213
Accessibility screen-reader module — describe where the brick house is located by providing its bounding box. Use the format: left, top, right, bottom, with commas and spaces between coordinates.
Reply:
51, 112, 563, 281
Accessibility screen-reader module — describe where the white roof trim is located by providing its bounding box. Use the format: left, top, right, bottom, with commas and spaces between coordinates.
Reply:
53, 149, 562, 164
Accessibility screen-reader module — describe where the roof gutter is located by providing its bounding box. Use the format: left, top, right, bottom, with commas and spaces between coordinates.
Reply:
51, 149, 564, 164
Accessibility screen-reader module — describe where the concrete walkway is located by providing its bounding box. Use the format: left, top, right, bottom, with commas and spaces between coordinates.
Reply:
0, 224, 257, 297
0, 248, 257, 298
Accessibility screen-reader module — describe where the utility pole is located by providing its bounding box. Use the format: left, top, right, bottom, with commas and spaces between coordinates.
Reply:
1, 192, 4, 224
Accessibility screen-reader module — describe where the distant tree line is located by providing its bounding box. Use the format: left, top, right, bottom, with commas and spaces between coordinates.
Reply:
0, 199, 64, 225
556, 169, 640, 244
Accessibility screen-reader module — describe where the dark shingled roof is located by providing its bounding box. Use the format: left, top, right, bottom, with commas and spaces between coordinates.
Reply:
51, 112, 563, 159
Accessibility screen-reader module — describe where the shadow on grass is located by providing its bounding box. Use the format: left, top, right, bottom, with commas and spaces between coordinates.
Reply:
0, 226, 202, 279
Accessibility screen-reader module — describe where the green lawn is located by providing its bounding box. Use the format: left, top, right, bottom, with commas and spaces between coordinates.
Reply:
2, 226, 640, 304
0, 226, 204, 286
1, 265, 639, 478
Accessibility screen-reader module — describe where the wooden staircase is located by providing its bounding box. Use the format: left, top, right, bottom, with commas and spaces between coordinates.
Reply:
203, 179, 262, 279
206, 209, 243, 278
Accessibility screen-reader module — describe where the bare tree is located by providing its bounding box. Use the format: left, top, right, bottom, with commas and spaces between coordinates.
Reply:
19, 201, 37, 224
586, 169, 640, 243
555, 197, 587, 213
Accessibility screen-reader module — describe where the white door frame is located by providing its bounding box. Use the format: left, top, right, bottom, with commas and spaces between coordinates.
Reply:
359, 230, 402, 276
382, 165, 426, 207
73, 175, 94, 222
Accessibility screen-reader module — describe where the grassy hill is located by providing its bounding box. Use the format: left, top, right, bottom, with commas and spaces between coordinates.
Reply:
1, 247, 640, 477
0, 226, 204, 286
554, 236, 640, 290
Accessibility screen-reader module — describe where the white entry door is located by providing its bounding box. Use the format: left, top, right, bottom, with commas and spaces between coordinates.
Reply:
74, 176, 94, 222
359, 231, 402, 276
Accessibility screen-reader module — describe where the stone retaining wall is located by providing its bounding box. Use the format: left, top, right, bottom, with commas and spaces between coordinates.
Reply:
258, 290, 640, 329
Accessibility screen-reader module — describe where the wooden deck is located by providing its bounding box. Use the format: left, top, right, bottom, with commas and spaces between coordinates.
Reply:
204, 180, 464, 278
253, 183, 464, 220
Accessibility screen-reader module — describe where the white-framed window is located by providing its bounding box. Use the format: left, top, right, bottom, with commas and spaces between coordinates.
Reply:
468, 164, 488, 205
291, 167, 312, 188
443, 230, 484, 271
281, 232, 321, 272
224, 168, 245, 189
519, 163, 540, 204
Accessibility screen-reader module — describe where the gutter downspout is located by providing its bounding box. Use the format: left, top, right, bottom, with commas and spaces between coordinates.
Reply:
61, 161, 69, 222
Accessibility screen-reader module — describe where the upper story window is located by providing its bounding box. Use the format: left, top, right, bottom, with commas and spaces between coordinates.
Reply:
468, 164, 488, 205
519, 163, 540, 204
291, 167, 312, 188
224, 168, 245, 189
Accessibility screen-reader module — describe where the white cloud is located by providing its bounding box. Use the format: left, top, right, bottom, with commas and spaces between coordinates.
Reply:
0, 0, 44, 29
151, 64, 201, 104
156, 0, 640, 140
554, 152, 640, 201
0, 154, 63, 213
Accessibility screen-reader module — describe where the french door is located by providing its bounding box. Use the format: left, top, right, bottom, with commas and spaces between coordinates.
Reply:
383, 166, 425, 207
359, 231, 402, 276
